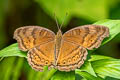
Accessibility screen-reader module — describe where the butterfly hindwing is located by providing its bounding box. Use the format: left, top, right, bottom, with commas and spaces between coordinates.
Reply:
56, 40, 88, 71
27, 41, 55, 71
14, 26, 55, 51
63, 25, 109, 50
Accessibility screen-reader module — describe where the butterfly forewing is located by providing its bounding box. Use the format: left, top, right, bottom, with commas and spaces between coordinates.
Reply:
63, 25, 109, 50
56, 40, 88, 71
14, 26, 55, 51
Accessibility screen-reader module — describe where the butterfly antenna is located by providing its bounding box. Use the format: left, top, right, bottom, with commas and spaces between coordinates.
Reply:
54, 12, 60, 30
60, 12, 68, 29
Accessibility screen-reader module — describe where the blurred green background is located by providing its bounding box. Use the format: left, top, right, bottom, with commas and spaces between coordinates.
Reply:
0, 0, 120, 80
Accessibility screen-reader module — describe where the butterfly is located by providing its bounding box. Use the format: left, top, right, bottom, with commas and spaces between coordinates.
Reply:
13, 25, 109, 71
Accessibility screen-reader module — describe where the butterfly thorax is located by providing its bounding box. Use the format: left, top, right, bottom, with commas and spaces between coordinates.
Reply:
54, 29, 62, 65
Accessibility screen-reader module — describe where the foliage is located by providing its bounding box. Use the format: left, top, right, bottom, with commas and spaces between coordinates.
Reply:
0, 0, 120, 80
0, 20, 120, 80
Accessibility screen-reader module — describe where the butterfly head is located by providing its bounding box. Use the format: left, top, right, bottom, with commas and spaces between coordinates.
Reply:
56, 29, 62, 38
54, 12, 68, 36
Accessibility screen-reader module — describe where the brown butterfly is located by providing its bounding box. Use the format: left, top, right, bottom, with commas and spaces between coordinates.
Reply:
13, 25, 109, 71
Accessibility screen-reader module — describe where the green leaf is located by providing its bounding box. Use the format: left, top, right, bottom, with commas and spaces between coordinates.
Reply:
0, 43, 27, 58
42, 68, 57, 80
89, 55, 113, 61
76, 70, 103, 80
27, 67, 56, 80
77, 61, 97, 77
94, 19, 120, 45
27, 69, 37, 80
12, 58, 24, 80
91, 59, 120, 79
0, 57, 16, 80
51, 71, 75, 80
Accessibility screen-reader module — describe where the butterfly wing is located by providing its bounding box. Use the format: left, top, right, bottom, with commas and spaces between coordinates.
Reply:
63, 25, 109, 50
14, 26, 55, 51
56, 25, 109, 71
27, 41, 55, 71
56, 40, 88, 71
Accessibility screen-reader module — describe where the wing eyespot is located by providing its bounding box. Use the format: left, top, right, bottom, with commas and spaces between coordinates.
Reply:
73, 57, 76, 61
75, 55, 79, 58
68, 58, 71, 62
62, 60, 66, 64
45, 60, 49, 65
